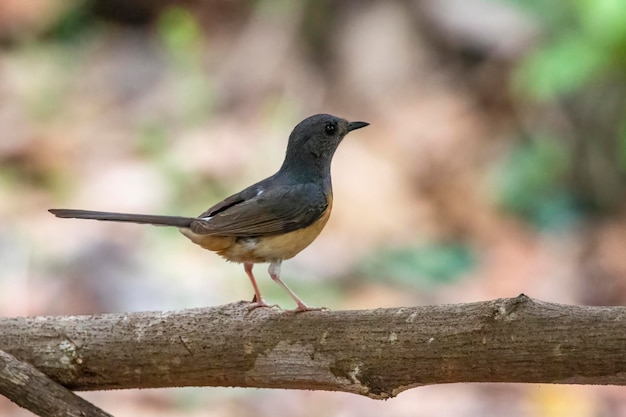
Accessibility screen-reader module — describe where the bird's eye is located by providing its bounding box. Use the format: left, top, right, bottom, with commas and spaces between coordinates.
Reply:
324, 123, 336, 136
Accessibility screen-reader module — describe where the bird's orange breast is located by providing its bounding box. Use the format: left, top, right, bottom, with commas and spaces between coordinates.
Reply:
180, 196, 333, 263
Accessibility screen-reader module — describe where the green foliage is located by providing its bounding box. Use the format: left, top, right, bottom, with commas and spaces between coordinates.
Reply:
493, 136, 583, 229
156, 6, 215, 125
514, 34, 607, 100
360, 242, 476, 289
511, 0, 626, 100
157, 7, 202, 54
576, 0, 626, 50
46, 0, 96, 43
619, 123, 626, 174
497, 137, 569, 204
502, 0, 626, 216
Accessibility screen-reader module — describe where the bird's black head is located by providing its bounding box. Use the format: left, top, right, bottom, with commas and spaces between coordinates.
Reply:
279, 114, 368, 181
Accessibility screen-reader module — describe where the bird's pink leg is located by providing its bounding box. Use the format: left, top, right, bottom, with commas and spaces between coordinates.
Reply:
268, 261, 326, 312
244, 263, 276, 310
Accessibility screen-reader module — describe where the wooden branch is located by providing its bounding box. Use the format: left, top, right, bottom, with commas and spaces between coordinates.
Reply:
0, 349, 112, 417
1, 295, 626, 400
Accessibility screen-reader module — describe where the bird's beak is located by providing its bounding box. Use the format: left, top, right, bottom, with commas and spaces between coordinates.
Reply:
348, 121, 369, 132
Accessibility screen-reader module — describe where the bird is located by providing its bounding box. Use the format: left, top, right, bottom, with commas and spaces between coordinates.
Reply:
49, 114, 369, 312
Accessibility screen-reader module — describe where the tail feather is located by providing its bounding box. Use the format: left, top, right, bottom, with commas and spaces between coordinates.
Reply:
48, 209, 194, 228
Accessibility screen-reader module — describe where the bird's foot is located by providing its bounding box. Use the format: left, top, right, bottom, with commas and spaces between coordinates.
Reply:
246, 294, 280, 311
286, 303, 329, 313
246, 300, 281, 311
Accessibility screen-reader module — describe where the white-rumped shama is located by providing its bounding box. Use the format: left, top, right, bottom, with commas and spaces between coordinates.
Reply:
49, 114, 369, 311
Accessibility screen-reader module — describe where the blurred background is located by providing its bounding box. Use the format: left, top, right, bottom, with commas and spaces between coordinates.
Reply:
1, 0, 626, 415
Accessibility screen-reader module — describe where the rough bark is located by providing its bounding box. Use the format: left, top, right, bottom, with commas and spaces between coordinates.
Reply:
1, 295, 625, 400
0, 349, 112, 417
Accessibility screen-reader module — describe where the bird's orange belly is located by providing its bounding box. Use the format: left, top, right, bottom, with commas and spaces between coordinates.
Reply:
179, 206, 332, 264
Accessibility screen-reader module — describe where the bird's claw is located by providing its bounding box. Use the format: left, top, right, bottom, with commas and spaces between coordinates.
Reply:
246, 300, 281, 311
287, 304, 329, 313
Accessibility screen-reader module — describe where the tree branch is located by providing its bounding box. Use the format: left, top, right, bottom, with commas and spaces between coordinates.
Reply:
1, 295, 625, 400
0, 348, 112, 417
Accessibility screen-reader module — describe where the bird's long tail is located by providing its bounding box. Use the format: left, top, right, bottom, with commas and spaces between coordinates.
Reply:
48, 209, 194, 227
